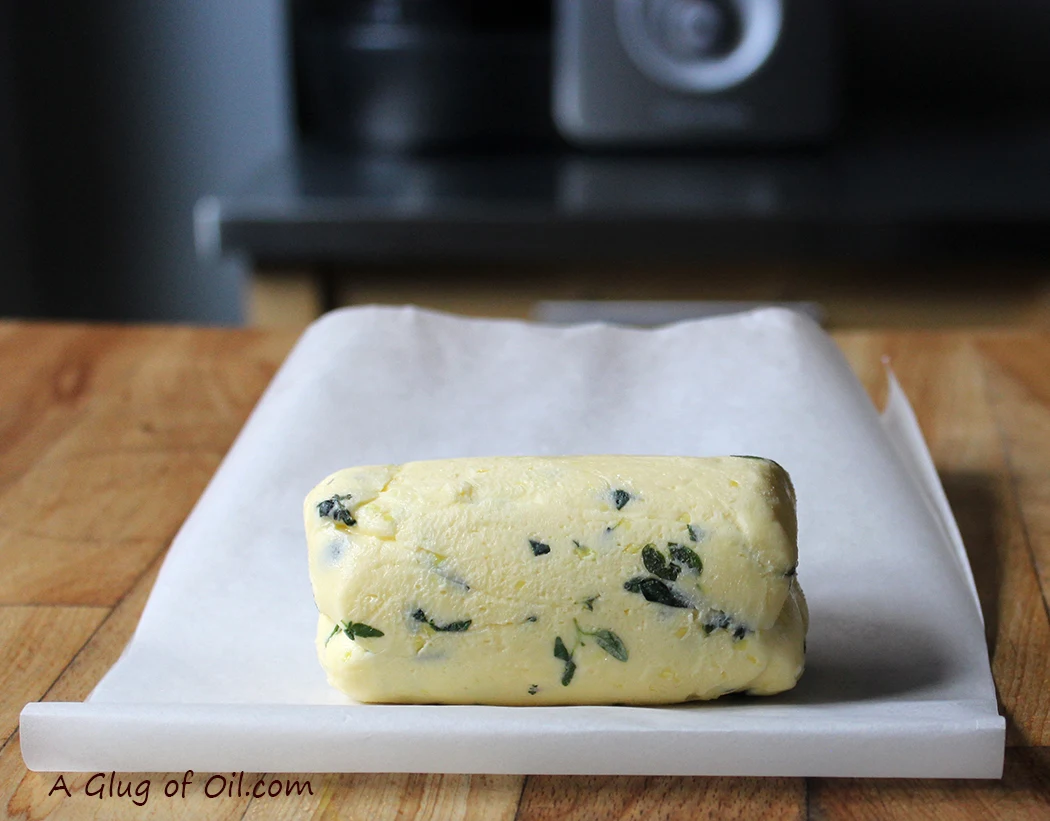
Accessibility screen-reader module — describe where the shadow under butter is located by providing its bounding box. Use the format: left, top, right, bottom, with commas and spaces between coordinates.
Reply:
774, 613, 958, 706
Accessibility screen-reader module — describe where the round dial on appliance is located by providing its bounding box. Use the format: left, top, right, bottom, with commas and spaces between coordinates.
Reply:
653, 0, 742, 61
616, 0, 782, 92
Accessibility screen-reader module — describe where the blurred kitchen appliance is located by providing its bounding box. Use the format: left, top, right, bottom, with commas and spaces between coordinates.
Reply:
294, 0, 554, 152
191, 0, 1050, 292
295, 0, 838, 152
554, 0, 838, 145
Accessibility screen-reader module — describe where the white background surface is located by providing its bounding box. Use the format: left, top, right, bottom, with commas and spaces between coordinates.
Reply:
21, 307, 1004, 776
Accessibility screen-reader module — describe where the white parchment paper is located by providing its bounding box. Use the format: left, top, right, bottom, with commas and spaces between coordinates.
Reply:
21, 307, 1004, 777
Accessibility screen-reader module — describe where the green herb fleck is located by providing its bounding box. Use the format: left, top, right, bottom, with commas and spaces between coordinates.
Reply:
686, 524, 702, 542
434, 619, 472, 632
529, 539, 551, 556
574, 619, 628, 662
642, 544, 681, 581
348, 622, 384, 638
317, 494, 356, 526
412, 608, 472, 632
528, 684, 539, 695
328, 619, 385, 643
592, 629, 628, 662
553, 636, 576, 686
624, 576, 691, 608
668, 544, 703, 574
580, 595, 600, 611
612, 489, 631, 510
703, 611, 733, 634
733, 625, 749, 640
553, 621, 628, 688
524, 615, 538, 623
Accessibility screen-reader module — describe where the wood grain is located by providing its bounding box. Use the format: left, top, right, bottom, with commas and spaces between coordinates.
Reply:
0, 558, 165, 818
0, 607, 106, 744
809, 746, 1050, 821
516, 775, 805, 821
977, 337, 1050, 606
1009, 477, 1050, 621
0, 324, 294, 606
241, 773, 523, 821
0, 439, 214, 605
0, 325, 129, 495
1, 321, 1049, 820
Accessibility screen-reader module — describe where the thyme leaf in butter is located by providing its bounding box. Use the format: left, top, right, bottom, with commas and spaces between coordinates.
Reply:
580, 595, 600, 611
612, 489, 631, 510
348, 621, 384, 638
592, 630, 628, 662
317, 494, 356, 526
553, 636, 576, 686
554, 621, 627, 687
529, 539, 551, 556
703, 611, 733, 635
412, 608, 472, 632
700, 610, 750, 640
668, 544, 703, 574
624, 576, 691, 608
641, 544, 663, 574
686, 524, 703, 542
433, 619, 472, 632
642, 544, 681, 581
328, 620, 385, 643
574, 619, 628, 662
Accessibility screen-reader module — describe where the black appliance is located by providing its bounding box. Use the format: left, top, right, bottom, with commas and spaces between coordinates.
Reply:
295, 0, 556, 152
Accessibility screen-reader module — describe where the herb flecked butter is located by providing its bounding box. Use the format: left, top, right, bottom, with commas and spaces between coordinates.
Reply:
304, 455, 807, 705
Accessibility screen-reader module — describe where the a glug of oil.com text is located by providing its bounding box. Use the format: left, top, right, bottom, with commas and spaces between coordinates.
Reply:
48, 771, 314, 807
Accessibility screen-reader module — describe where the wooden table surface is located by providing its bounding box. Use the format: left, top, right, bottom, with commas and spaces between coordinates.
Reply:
1, 321, 1048, 819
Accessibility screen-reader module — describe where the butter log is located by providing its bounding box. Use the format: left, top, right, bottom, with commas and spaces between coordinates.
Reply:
304, 455, 807, 705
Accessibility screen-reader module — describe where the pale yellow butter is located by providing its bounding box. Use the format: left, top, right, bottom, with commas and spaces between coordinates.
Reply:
304, 455, 807, 705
